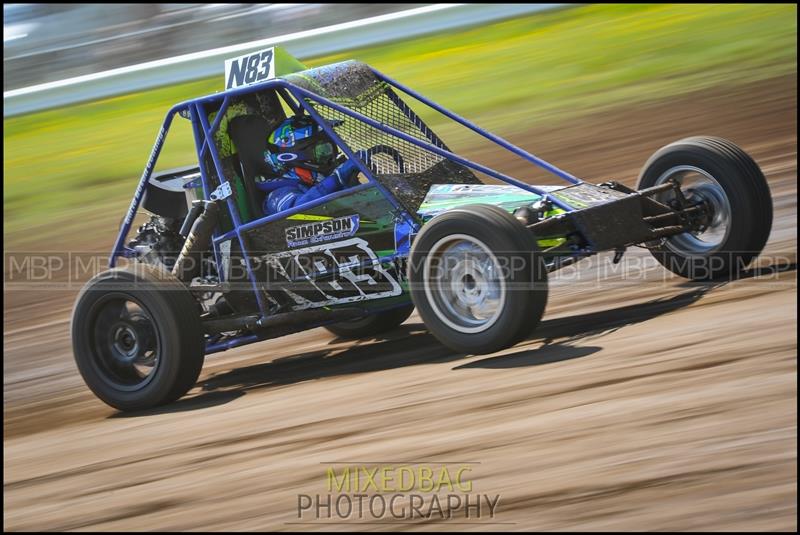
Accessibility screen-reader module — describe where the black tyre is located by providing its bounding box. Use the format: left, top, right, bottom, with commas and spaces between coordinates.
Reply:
71, 263, 205, 411
324, 304, 415, 339
409, 204, 548, 354
637, 136, 772, 280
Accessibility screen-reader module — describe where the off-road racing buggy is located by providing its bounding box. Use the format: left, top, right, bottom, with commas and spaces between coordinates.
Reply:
72, 48, 773, 411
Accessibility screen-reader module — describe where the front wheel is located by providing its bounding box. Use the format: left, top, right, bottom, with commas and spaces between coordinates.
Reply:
638, 136, 773, 280
409, 204, 548, 355
71, 264, 205, 411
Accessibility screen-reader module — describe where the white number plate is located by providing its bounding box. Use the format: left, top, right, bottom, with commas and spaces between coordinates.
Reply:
224, 47, 275, 90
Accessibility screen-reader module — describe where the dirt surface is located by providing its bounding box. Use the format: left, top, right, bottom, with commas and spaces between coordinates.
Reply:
3, 75, 797, 531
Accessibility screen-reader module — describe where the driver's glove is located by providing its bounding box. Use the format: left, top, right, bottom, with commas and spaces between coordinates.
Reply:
330, 157, 361, 187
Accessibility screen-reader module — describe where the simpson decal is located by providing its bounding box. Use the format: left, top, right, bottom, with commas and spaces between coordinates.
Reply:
285, 215, 360, 247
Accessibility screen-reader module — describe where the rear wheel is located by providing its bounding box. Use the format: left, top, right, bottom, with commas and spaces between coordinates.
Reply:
638, 136, 772, 280
409, 204, 548, 354
71, 264, 205, 411
324, 304, 414, 339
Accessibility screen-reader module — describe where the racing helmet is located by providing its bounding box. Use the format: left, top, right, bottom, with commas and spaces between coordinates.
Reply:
263, 115, 338, 176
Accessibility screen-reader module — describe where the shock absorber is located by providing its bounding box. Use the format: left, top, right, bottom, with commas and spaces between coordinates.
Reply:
179, 200, 205, 238
172, 201, 220, 282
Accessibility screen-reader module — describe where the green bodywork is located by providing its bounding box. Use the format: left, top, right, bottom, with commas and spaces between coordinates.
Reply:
417, 184, 568, 248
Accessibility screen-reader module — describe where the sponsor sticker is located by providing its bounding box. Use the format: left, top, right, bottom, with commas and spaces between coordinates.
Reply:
285, 215, 360, 248
258, 237, 402, 310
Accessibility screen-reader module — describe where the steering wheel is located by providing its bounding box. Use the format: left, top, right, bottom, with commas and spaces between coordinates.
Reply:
360, 144, 405, 174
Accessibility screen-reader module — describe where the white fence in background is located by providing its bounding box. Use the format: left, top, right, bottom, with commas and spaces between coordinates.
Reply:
3, 4, 565, 117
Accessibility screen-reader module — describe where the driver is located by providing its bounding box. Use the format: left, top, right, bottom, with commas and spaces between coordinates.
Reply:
255, 114, 360, 215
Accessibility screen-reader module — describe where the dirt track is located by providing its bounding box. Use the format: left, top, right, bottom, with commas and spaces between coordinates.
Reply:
3, 75, 797, 531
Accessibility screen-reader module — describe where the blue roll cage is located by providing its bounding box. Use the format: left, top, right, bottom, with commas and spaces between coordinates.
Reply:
109, 66, 585, 353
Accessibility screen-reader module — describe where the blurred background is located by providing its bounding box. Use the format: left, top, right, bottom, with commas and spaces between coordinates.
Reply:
4, 4, 797, 531
3, 3, 421, 89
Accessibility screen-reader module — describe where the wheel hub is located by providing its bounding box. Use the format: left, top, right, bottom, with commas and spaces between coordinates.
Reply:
655, 165, 732, 254
112, 324, 140, 361
91, 296, 160, 390
424, 234, 506, 334
452, 262, 487, 307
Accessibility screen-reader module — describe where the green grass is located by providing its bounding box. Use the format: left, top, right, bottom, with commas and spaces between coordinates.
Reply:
3, 3, 796, 248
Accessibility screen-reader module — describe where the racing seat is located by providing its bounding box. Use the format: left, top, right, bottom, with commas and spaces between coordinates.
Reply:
227, 114, 277, 219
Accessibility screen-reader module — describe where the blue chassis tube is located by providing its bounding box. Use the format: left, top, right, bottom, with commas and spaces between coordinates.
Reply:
109, 67, 586, 354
